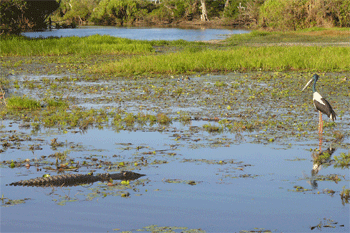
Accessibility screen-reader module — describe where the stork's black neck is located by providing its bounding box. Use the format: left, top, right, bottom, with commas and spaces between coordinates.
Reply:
313, 78, 317, 93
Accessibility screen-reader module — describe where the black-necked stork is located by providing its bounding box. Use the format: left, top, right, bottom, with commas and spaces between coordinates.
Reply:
302, 74, 336, 136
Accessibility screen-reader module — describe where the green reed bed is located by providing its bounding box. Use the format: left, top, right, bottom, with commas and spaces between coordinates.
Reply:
226, 28, 350, 45
0, 35, 155, 56
94, 46, 350, 75
6, 96, 41, 110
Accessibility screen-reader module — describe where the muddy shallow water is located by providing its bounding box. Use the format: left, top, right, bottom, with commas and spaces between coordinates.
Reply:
0, 67, 349, 232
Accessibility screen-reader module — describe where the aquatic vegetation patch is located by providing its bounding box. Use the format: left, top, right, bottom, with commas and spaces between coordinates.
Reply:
0, 71, 349, 147
0, 35, 155, 56
340, 186, 349, 204
239, 228, 272, 233
132, 225, 206, 232
6, 96, 41, 110
163, 179, 198, 185
45, 98, 69, 108
333, 153, 350, 168
1, 195, 30, 207
94, 46, 350, 75
310, 218, 345, 230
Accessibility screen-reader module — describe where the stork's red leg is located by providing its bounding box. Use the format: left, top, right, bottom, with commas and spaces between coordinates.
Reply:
318, 111, 323, 151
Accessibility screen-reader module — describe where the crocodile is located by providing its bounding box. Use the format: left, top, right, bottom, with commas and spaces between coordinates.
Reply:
8, 171, 145, 187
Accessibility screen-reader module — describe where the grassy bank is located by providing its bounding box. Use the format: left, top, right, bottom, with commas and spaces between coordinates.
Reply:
93, 46, 350, 75
0, 34, 155, 56
0, 34, 199, 57
226, 28, 350, 45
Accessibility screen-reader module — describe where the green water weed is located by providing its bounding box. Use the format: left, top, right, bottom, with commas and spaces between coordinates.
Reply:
7, 96, 41, 110
334, 153, 350, 168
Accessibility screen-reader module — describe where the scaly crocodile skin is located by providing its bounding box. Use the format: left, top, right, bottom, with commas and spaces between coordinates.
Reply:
8, 171, 145, 187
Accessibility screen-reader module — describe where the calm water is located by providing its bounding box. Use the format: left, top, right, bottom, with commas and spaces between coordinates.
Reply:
1, 121, 349, 232
22, 26, 250, 41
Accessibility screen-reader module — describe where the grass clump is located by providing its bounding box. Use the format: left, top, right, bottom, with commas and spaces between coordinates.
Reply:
7, 96, 41, 110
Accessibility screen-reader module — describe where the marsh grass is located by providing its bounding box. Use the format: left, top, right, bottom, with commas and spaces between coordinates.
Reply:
226, 28, 350, 45
45, 98, 69, 108
0, 35, 155, 56
7, 96, 41, 110
94, 46, 350, 75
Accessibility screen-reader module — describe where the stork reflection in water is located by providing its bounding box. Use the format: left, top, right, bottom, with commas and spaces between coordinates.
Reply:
303, 147, 336, 189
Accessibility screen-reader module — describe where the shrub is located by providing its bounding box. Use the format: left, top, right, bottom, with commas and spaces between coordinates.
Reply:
259, 0, 350, 30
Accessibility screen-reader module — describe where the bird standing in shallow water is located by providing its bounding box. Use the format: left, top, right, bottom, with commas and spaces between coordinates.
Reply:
302, 74, 336, 138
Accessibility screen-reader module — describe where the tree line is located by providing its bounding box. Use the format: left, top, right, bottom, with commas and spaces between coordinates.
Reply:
1, 0, 350, 35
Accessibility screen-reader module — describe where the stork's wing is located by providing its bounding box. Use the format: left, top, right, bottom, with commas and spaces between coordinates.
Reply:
314, 98, 336, 121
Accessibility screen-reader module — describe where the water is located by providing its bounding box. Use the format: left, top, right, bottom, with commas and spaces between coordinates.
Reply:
22, 26, 249, 41
1, 123, 349, 232
1, 54, 349, 231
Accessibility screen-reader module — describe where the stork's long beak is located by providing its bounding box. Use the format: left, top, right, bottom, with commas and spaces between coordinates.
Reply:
302, 78, 314, 91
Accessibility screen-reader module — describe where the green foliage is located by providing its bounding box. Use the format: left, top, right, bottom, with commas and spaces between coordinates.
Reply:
0, 0, 59, 34
7, 96, 41, 110
49, 0, 349, 30
0, 0, 27, 34
259, 0, 350, 30
59, 0, 99, 23
90, 0, 151, 25
0, 34, 154, 56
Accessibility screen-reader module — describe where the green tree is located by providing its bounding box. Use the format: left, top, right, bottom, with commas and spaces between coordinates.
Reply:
56, 0, 101, 24
0, 0, 27, 34
91, 0, 152, 25
0, 0, 60, 34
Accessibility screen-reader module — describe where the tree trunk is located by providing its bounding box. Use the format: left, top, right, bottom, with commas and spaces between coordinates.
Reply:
200, 0, 209, 21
